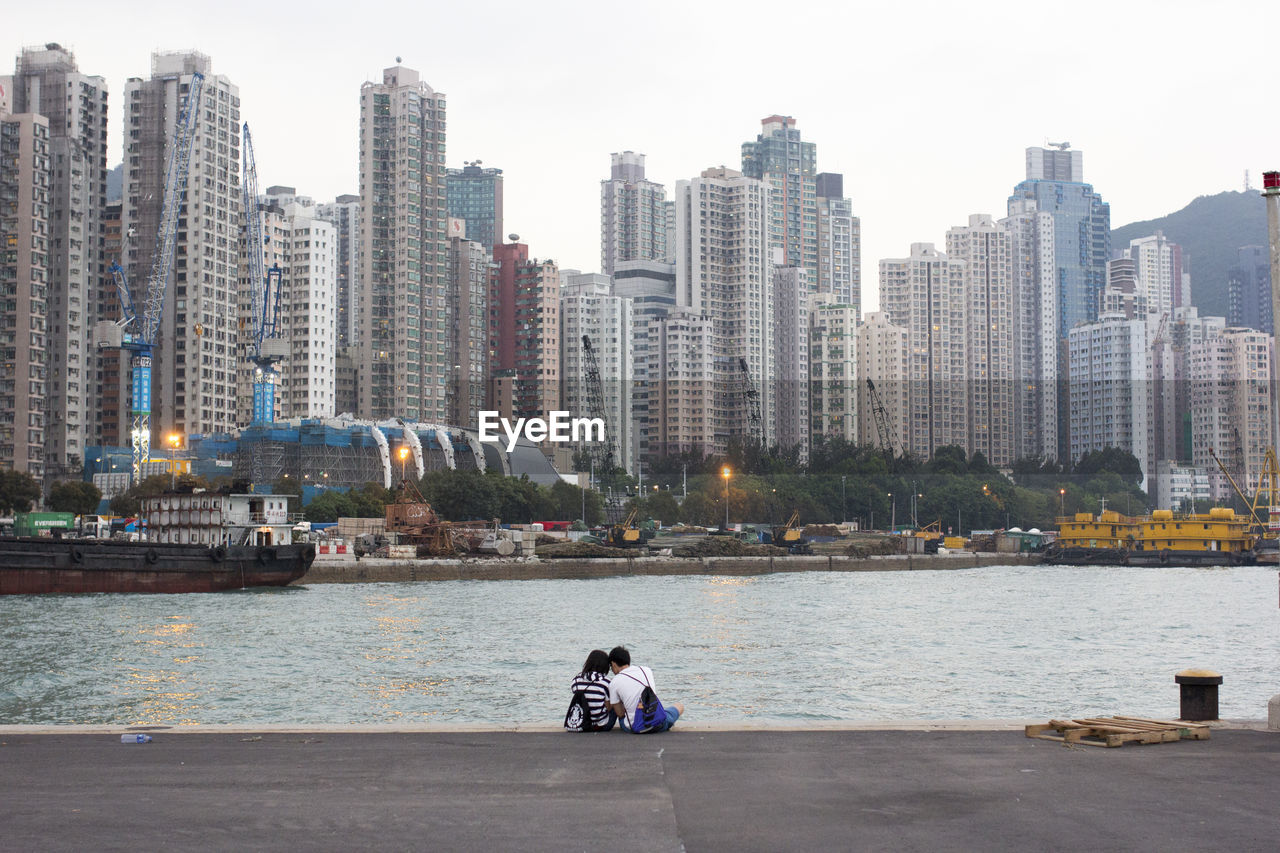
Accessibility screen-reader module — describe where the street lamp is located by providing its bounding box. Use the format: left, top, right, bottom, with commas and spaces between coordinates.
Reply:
722, 466, 731, 531
399, 446, 410, 484
841, 475, 847, 525
889, 492, 895, 532
1059, 488, 1066, 518
167, 433, 182, 489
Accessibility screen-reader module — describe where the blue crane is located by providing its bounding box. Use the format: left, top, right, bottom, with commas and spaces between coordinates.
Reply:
240, 123, 285, 424
102, 71, 205, 483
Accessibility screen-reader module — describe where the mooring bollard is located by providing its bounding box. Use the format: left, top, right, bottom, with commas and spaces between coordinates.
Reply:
1175, 668, 1223, 721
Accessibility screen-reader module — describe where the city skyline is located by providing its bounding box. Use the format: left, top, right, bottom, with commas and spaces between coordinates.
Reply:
5, 0, 1277, 312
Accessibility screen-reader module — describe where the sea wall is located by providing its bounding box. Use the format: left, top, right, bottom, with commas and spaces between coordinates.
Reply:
301, 552, 1040, 584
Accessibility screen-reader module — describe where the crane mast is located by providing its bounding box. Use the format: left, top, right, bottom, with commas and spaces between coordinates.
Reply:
738, 357, 762, 445
866, 379, 900, 457
101, 71, 205, 483
580, 335, 615, 478
242, 123, 285, 424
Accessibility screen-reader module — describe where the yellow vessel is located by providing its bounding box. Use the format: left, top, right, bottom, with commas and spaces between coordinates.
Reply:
1047, 507, 1256, 566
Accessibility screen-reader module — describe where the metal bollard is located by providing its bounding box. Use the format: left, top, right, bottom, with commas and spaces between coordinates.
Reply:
1175, 668, 1223, 721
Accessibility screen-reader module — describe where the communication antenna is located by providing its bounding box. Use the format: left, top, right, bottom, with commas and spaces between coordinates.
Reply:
1046, 140, 1071, 151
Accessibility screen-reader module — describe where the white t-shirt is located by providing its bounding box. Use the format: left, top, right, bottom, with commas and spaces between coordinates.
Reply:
606, 664, 656, 727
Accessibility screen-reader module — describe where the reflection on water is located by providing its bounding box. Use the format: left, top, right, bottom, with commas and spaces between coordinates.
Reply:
1, 566, 1278, 726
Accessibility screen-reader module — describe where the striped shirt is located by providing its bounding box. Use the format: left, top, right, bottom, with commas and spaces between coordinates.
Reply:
567, 671, 612, 729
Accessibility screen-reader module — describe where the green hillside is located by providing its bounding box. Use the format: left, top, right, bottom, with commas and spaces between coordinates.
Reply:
1111, 190, 1268, 319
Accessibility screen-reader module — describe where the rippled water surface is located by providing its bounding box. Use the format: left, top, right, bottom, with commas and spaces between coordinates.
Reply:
2, 566, 1277, 725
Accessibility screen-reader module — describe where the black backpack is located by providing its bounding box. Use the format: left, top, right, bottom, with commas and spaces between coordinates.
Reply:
564, 688, 599, 732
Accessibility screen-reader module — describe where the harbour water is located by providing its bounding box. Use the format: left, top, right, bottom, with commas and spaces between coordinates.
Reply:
2, 565, 1277, 726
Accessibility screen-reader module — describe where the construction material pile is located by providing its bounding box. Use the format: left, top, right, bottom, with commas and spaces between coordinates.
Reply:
670, 536, 787, 558
535, 541, 636, 559
844, 536, 903, 558
802, 524, 843, 538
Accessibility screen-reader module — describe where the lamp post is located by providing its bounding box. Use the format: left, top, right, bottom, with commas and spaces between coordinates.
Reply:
841, 475, 847, 525
722, 466, 731, 531
1059, 488, 1065, 518
399, 446, 409, 485
167, 433, 182, 489
889, 492, 895, 532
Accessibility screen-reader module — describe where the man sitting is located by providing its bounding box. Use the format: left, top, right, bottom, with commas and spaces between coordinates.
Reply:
606, 646, 684, 733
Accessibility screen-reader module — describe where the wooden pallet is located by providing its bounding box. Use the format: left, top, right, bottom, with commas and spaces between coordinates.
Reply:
1025, 716, 1211, 748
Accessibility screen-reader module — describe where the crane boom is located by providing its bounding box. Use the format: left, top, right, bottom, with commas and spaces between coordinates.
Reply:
738, 357, 762, 444
103, 71, 205, 483
242, 123, 285, 424
866, 378, 899, 457
580, 335, 615, 476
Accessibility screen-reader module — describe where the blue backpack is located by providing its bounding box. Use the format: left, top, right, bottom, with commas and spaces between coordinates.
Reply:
622, 669, 666, 733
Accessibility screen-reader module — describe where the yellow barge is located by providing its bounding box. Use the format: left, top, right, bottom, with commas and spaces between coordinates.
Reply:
1044, 508, 1256, 566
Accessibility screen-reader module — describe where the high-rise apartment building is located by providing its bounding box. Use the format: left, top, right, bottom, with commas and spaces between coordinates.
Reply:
814, 172, 860, 311
447, 162, 502, 253
648, 308, 716, 458
742, 116, 816, 278
808, 295, 859, 445
122, 51, 240, 439
772, 264, 809, 457
612, 259, 677, 463
1188, 327, 1273, 499
96, 201, 126, 447
1227, 246, 1272, 333
880, 243, 966, 459
1067, 314, 1151, 489
560, 272, 634, 472
856, 311, 909, 453
489, 241, 559, 424
315, 194, 360, 349
1001, 199, 1058, 461
946, 214, 1014, 467
358, 64, 448, 422
446, 219, 488, 429
1123, 232, 1185, 319
1100, 257, 1146, 318
600, 151, 667, 276
255, 188, 337, 420
12, 44, 108, 481
0, 113, 51, 477
673, 167, 773, 451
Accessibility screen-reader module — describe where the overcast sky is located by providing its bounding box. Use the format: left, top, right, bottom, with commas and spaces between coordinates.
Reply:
6, 0, 1277, 311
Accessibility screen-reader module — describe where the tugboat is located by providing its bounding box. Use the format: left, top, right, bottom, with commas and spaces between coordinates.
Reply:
0, 492, 314, 595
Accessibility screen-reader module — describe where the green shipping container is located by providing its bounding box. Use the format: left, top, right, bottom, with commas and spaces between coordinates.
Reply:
13, 512, 76, 537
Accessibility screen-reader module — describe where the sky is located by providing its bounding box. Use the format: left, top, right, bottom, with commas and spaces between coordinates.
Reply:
5, 0, 1278, 312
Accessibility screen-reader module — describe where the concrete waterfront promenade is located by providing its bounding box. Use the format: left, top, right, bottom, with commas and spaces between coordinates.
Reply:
303, 551, 1038, 584
2, 723, 1276, 851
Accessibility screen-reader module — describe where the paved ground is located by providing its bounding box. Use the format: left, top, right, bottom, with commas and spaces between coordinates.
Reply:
1, 727, 1276, 851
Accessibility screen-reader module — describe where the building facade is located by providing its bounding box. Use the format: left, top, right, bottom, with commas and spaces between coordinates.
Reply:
358, 64, 448, 422
315, 193, 361, 349
445, 220, 488, 430
600, 151, 667, 276
560, 271, 634, 472
612, 259, 677, 464
808, 295, 858, 445
122, 51, 241, 439
12, 44, 109, 482
815, 171, 859, 311
1067, 314, 1151, 489
856, 311, 909, 453
1227, 245, 1272, 334
0, 113, 51, 477
741, 116, 816, 279
488, 241, 559, 424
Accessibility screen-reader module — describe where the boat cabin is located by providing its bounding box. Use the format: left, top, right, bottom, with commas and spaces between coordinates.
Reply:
141, 493, 296, 547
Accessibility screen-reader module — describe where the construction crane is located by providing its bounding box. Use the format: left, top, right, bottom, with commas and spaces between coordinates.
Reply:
580, 335, 616, 479
866, 379, 900, 457
738, 357, 762, 445
1209, 445, 1280, 540
242, 123, 286, 424
101, 71, 206, 483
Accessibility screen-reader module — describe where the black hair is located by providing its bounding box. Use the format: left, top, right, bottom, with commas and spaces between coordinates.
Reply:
581, 649, 610, 676
608, 646, 630, 667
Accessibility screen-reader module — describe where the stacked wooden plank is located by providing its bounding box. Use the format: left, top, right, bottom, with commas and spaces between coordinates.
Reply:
1025, 716, 1210, 748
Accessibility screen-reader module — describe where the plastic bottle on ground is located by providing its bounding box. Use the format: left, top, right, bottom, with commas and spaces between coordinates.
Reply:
120, 733, 153, 744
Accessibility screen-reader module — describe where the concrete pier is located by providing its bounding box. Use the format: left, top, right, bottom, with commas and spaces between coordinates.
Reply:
302, 551, 1039, 584
0, 726, 1275, 851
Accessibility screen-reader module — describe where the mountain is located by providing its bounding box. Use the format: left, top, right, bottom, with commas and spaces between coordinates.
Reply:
1111, 190, 1268, 319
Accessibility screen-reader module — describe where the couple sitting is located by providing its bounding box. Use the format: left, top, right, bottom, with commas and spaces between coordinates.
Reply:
566, 646, 684, 734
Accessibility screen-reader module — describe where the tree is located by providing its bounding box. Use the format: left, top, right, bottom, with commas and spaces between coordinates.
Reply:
642, 490, 680, 526
0, 469, 42, 515
48, 481, 103, 517
303, 490, 355, 523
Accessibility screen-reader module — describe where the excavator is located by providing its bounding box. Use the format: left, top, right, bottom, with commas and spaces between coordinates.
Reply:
606, 508, 649, 549
913, 520, 944, 553
769, 510, 813, 555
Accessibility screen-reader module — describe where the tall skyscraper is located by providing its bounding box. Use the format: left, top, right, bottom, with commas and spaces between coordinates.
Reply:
1188, 326, 1273, 498
446, 162, 502, 253
772, 263, 809, 456
742, 116, 817, 280
857, 311, 909, 454
0, 112, 51, 477
880, 243, 967, 459
12, 44, 108, 482
358, 63, 448, 422
946, 214, 1015, 467
1227, 246, 1272, 333
315, 194, 361, 349
122, 51, 240, 438
1008, 145, 1110, 340
673, 167, 772, 450
1067, 315, 1151, 488
611, 259, 677, 463
1123, 231, 1185, 319
600, 151, 667, 276
815, 172, 860, 311
808, 295, 859, 445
